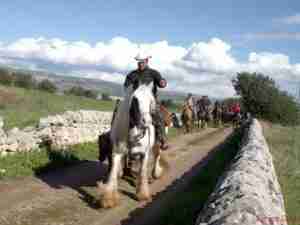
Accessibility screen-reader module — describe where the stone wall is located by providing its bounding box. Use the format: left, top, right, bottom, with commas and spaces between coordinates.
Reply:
0, 110, 112, 156
196, 119, 287, 225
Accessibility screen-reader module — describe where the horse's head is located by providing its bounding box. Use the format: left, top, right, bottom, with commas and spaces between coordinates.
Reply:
130, 82, 155, 128
128, 82, 156, 149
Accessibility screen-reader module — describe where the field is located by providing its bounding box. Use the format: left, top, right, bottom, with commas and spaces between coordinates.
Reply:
0, 85, 115, 130
263, 123, 300, 225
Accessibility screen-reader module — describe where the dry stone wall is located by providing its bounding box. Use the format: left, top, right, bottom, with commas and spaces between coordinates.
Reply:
196, 119, 287, 225
0, 110, 112, 156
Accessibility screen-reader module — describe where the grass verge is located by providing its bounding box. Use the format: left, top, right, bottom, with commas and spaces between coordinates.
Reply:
0, 128, 178, 180
0, 142, 98, 179
263, 123, 300, 225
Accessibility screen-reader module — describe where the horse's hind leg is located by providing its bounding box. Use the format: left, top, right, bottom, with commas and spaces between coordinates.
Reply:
136, 153, 151, 201
98, 153, 122, 208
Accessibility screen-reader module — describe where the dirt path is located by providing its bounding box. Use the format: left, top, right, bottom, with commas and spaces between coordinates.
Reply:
0, 127, 232, 225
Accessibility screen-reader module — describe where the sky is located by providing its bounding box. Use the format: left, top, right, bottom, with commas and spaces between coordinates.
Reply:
0, 0, 300, 98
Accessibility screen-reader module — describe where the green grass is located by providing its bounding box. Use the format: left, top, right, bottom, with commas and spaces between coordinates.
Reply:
0, 142, 98, 179
0, 85, 114, 130
156, 126, 244, 225
264, 123, 300, 225
0, 126, 178, 180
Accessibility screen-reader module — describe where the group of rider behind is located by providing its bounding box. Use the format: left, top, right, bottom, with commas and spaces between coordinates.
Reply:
183, 93, 242, 121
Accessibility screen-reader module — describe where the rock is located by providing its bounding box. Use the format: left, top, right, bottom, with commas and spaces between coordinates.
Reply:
23, 126, 35, 132
0, 116, 4, 129
0, 110, 113, 155
196, 119, 287, 225
7, 127, 19, 136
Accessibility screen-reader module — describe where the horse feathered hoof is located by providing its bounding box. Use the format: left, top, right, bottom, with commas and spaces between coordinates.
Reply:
101, 190, 120, 208
97, 182, 120, 209
137, 190, 152, 202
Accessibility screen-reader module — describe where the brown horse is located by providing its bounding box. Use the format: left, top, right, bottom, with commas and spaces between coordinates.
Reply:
160, 104, 173, 135
181, 103, 194, 133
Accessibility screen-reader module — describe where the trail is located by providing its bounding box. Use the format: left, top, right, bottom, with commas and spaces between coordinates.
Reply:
0, 127, 232, 225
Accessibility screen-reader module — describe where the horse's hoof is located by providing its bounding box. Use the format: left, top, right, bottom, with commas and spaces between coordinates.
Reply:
137, 191, 152, 202
97, 182, 120, 209
100, 191, 120, 209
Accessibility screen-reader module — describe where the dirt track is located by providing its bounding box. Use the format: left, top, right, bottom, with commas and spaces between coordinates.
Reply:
0, 127, 232, 225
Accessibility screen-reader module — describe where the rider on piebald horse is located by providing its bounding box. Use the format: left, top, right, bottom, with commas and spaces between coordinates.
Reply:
123, 53, 169, 150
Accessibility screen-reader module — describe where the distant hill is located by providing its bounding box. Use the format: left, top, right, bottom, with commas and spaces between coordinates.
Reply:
3, 67, 188, 101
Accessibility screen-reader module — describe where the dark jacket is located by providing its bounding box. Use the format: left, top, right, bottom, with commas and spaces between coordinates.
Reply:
124, 67, 166, 98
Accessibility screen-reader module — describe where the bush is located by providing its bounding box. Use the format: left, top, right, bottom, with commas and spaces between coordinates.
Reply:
101, 92, 112, 101
232, 72, 299, 125
37, 79, 57, 93
65, 86, 98, 99
83, 89, 98, 99
0, 68, 14, 86
14, 72, 36, 89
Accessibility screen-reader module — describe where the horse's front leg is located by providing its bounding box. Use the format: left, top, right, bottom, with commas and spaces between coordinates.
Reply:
98, 152, 122, 208
152, 144, 167, 179
136, 153, 151, 201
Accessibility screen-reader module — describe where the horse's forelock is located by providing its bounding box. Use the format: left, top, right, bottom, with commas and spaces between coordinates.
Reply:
131, 84, 155, 112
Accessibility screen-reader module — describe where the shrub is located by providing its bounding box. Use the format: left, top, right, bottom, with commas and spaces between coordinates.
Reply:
37, 79, 57, 93
101, 92, 112, 101
14, 72, 37, 89
65, 86, 98, 99
0, 68, 14, 86
83, 89, 98, 99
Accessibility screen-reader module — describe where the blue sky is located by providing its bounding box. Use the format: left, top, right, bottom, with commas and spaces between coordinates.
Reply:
0, 0, 300, 97
1, 0, 299, 57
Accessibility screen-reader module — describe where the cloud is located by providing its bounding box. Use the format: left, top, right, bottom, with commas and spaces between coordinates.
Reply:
71, 70, 124, 84
244, 32, 300, 40
0, 37, 299, 98
275, 13, 300, 25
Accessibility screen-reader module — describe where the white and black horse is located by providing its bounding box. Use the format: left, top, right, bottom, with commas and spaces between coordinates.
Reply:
97, 82, 167, 208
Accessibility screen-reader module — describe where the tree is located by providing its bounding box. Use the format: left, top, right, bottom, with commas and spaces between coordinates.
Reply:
14, 72, 37, 89
232, 72, 299, 125
37, 79, 57, 93
0, 68, 14, 86
65, 86, 98, 99
101, 92, 112, 101
84, 89, 98, 99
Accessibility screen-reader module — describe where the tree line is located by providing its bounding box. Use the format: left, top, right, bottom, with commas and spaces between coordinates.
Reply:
232, 72, 299, 126
0, 68, 112, 100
